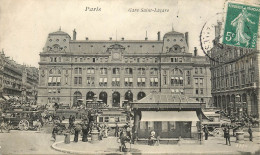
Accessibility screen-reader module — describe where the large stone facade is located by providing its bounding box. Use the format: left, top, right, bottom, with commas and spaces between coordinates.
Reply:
0, 51, 38, 101
38, 29, 211, 108
210, 22, 260, 118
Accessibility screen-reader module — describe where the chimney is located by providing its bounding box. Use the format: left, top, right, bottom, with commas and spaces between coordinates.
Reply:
145, 37, 148, 41
157, 31, 161, 41
145, 31, 148, 40
73, 29, 77, 40
215, 21, 222, 39
194, 47, 197, 56
109, 37, 112, 41
121, 37, 124, 41
85, 37, 88, 41
185, 32, 189, 48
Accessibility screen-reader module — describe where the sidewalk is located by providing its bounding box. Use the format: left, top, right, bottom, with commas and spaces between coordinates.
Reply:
52, 132, 260, 154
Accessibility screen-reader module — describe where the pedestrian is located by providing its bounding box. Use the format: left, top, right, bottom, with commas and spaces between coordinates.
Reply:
104, 123, 108, 138
82, 124, 88, 142
1, 120, 5, 133
115, 123, 119, 137
52, 124, 59, 142
204, 125, 209, 140
74, 124, 82, 142
223, 125, 231, 146
248, 126, 253, 142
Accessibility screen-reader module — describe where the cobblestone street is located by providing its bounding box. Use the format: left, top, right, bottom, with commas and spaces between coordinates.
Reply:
0, 128, 259, 154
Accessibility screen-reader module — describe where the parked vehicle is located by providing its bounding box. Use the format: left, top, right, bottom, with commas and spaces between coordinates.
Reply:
202, 111, 231, 137
3, 110, 43, 130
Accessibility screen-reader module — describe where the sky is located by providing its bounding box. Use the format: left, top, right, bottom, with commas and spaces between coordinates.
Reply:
0, 0, 234, 67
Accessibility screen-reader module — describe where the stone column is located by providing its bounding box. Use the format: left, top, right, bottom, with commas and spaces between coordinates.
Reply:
246, 93, 251, 115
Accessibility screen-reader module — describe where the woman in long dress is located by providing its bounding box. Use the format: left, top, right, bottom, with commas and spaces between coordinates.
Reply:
231, 8, 256, 46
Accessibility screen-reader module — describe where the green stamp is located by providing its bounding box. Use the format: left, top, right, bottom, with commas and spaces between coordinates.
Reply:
223, 3, 260, 48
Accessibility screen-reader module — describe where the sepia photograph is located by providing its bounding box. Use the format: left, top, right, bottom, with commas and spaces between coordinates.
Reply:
0, 0, 259, 154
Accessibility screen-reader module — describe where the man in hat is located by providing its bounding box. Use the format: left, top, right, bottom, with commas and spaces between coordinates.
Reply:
52, 124, 59, 141
248, 126, 253, 142
223, 125, 231, 146
204, 125, 209, 140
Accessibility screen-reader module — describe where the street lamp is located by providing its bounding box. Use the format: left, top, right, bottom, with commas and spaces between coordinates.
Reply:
235, 94, 244, 143
90, 94, 103, 143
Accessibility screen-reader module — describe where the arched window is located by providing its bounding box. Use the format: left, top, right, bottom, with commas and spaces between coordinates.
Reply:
86, 91, 95, 101
112, 92, 120, 107
125, 90, 133, 102
73, 91, 82, 107
137, 92, 146, 100
99, 91, 107, 105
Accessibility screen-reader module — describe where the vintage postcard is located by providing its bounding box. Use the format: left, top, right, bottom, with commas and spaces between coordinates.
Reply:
0, 0, 259, 154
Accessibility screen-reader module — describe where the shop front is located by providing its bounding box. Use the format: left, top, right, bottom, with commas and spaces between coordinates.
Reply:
130, 92, 205, 141
138, 111, 199, 138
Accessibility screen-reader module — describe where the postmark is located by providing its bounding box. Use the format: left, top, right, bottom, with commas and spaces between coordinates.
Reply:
223, 3, 260, 48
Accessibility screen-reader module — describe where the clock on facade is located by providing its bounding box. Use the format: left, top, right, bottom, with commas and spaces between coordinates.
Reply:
113, 52, 120, 60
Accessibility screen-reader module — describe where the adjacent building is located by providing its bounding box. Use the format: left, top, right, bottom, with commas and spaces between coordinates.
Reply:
0, 51, 39, 102
209, 22, 260, 118
38, 28, 211, 108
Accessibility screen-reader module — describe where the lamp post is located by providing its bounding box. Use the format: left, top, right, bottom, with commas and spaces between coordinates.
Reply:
90, 94, 103, 143
235, 94, 244, 143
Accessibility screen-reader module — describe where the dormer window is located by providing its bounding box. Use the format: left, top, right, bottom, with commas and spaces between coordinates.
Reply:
49, 39, 52, 42
63, 39, 66, 42
180, 39, 183, 42
56, 39, 59, 42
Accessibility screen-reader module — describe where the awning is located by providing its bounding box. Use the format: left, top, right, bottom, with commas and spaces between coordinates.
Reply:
53, 77, 57, 82
180, 77, 183, 80
129, 78, 133, 82
99, 78, 103, 82
171, 77, 174, 80
154, 78, 158, 82
141, 111, 199, 122
138, 78, 141, 82
57, 77, 61, 83
175, 77, 179, 80
116, 78, 120, 81
104, 78, 107, 82
150, 78, 154, 82
112, 78, 116, 82
3, 96, 10, 100
48, 77, 52, 83
142, 78, 145, 82
171, 89, 175, 93
125, 78, 128, 82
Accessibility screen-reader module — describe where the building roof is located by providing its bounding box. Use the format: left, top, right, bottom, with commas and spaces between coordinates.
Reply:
164, 30, 184, 36
49, 30, 69, 35
137, 92, 200, 104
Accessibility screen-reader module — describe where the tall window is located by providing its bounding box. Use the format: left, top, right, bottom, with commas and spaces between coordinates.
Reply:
48, 68, 61, 86
170, 68, 183, 86
150, 68, 158, 75
74, 68, 82, 74
74, 77, 82, 85
125, 68, 133, 75
137, 77, 145, 87
150, 77, 158, 87
138, 68, 145, 75
112, 78, 120, 86
87, 67, 95, 74
113, 68, 120, 75
124, 77, 133, 87
200, 78, 204, 86
100, 68, 107, 75
195, 68, 198, 74
99, 77, 107, 86
87, 77, 95, 86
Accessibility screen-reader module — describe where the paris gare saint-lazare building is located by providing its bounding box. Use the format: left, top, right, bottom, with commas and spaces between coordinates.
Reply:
37, 28, 211, 110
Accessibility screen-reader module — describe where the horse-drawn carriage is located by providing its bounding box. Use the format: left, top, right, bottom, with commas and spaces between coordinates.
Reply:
3, 110, 43, 130
202, 111, 231, 137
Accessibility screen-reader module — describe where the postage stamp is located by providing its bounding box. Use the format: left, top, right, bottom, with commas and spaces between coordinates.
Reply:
223, 2, 260, 48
